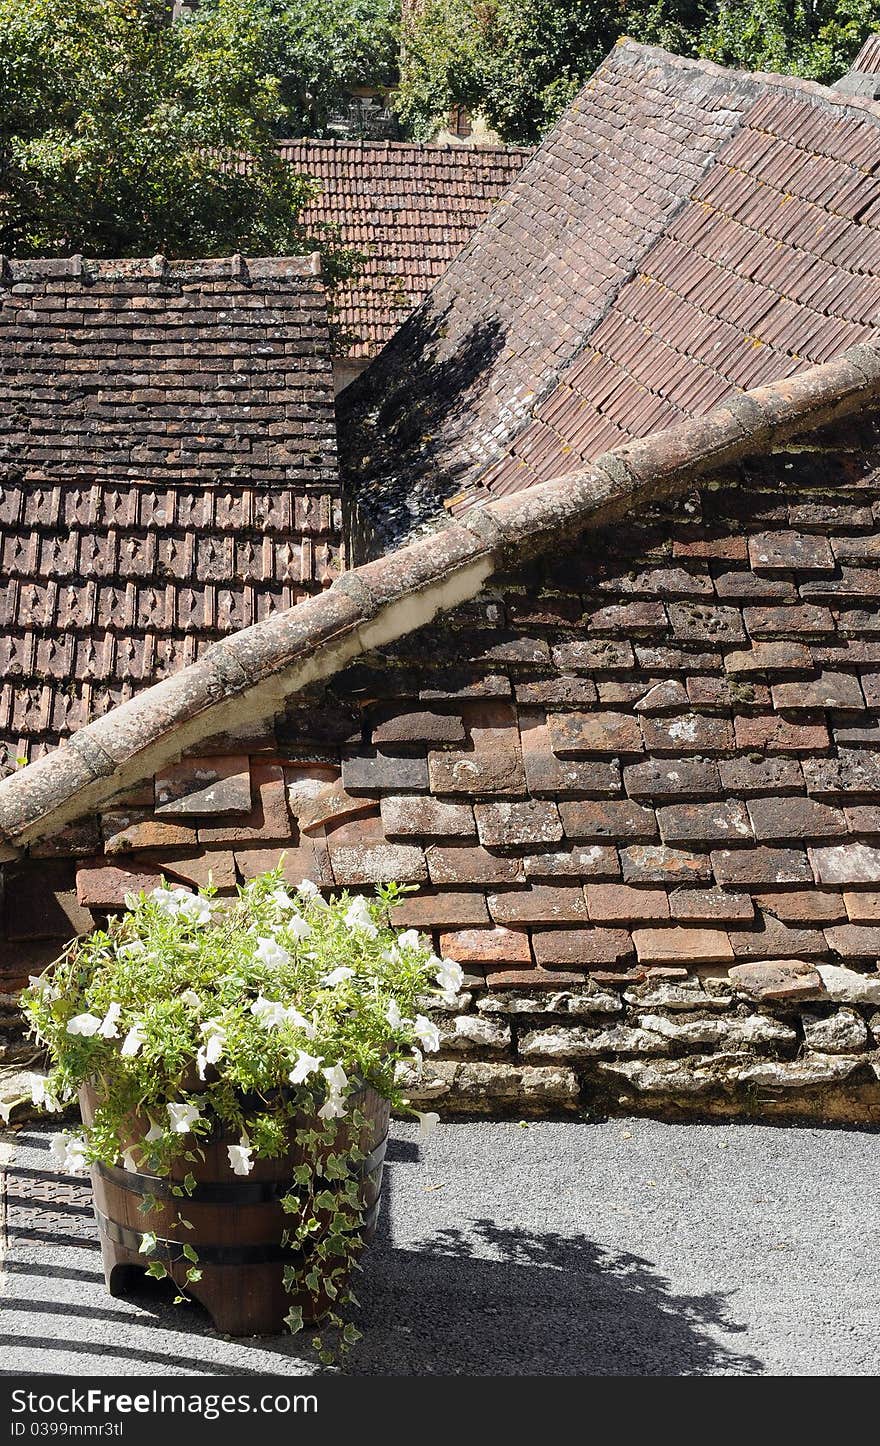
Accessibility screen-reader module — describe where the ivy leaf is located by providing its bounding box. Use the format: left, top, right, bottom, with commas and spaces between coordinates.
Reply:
138, 1231, 157, 1256
284, 1306, 304, 1334
182, 1243, 199, 1264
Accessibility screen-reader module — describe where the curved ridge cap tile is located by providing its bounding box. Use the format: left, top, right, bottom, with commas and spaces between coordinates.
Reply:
1, 342, 880, 851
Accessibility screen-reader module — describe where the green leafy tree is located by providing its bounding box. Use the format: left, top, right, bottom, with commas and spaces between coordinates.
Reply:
396, 0, 880, 146
0, 0, 389, 263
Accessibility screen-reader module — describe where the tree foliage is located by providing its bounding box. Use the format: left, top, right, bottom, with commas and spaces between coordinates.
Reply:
0, 0, 394, 261
395, 0, 880, 145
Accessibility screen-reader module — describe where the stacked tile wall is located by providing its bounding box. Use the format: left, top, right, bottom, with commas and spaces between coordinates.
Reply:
6, 424, 880, 1119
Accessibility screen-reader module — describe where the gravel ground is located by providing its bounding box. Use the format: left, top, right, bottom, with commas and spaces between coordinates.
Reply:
1, 1118, 878, 1377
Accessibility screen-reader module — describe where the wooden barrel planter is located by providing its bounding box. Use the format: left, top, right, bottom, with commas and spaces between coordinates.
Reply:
79, 1082, 390, 1336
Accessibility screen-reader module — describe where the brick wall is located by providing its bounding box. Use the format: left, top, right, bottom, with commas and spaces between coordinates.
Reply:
6, 420, 880, 1119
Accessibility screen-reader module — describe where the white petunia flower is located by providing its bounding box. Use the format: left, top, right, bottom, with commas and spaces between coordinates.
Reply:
117, 940, 147, 960
176, 893, 213, 926
227, 1139, 254, 1176
65, 1012, 103, 1037
323, 965, 355, 987
144, 1121, 164, 1143
434, 957, 464, 996
386, 998, 403, 1030
287, 913, 313, 943
180, 990, 202, 1009
31, 1077, 62, 1113
254, 936, 292, 970
166, 1101, 202, 1134
28, 973, 61, 1002
289, 1049, 324, 1085
0, 1100, 14, 1125
344, 896, 377, 936
49, 1131, 88, 1174
150, 885, 192, 916
251, 995, 288, 1029
297, 878, 320, 899
120, 1023, 146, 1058
318, 1094, 348, 1120
416, 1111, 440, 1142
396, 929, 421, 953
269, 885, 297, 910
122, 1151, 138, 1173
413, 1014, 441, 1054
98, 1002, 122, 1039
323, 1063, 349, 1096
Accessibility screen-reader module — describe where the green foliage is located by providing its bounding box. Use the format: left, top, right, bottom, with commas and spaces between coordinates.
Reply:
193, 0, 400, 134
22, 867, 456, 1356
395, 0, 880, 145
0, 0, 381, 265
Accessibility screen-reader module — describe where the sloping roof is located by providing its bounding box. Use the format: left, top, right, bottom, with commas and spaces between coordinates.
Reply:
0, 255, 341, 764
280, 140, 529, 358
835, 33, 880, 98
340, 41, 880, 546
0, 343, 877, 857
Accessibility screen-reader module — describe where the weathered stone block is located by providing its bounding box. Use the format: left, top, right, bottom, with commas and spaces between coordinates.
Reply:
728, 960, 823, 1001
771, 673, 865, 711
624, 758, 720, 800
519, 1024, 671, 1059
552, 639, 635, 672
585, 883, 669, 923
621, 844, 711, 884
658, 801, 752, 846
371, 710, 465, 745
802, 1009, 869, 1053
427, 702, 525, 795
810, 842, 880, 886
439, 925, 531, 965
475, 799, 562, 848
748, 532, 834, 572
711, 847, 812, 886
745, 796, 847, 843
531, 926, 632, 968
667, 602, 745, 643
343, 750, 429, 794
632, 927, 734, 965
489, 885, 588, 926
547, 710, 643, 757
101, 810, 197, 854
154, 755, 252, 816
559, 799, 657, 841
718, 756, 805, 796
755, 890, 845, 924
523, 845, 620, 879
426, 845, 524, 886
842, 891, 880, 923
816, 964, 880, 1005
76, 859, 163, 909
381, 794, 475, 839
640, 713, 735, 753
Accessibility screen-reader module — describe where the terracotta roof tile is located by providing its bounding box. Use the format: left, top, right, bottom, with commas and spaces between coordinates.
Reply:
341, 42, 880, 544
0, 255, 341, 761
279, 140, 528, 357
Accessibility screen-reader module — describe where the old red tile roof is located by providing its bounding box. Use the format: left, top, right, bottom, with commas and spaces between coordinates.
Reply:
0, 255, 341, 764
280, 140, 529, 358
340, 41, 880, 545
0, 344, 878, 856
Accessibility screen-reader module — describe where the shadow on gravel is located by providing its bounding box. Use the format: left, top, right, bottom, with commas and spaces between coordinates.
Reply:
5, 1134, 764, 1377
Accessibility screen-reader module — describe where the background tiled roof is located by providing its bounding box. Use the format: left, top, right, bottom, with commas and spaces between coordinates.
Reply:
340, 42, 880, 546
281, 140, 529, 358
0, 256, 341, 764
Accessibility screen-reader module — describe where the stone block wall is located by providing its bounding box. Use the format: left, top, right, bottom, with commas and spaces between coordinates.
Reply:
6, 425, 880, 1120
